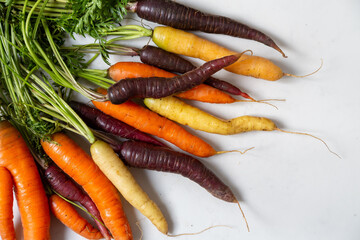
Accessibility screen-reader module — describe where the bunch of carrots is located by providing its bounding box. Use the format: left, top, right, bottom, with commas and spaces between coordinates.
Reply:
0, 0, 334, 239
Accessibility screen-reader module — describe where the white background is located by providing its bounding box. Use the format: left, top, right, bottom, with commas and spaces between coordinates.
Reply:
11, 0, 360, 239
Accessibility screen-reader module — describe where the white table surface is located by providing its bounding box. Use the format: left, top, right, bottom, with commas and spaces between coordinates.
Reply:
11, 0, 360, 239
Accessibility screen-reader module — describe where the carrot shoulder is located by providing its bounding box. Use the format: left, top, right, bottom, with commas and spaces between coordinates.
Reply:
49, 194, 103, 239
0, 167, 15, 240
93, 89, 217, 157
41, 132, 133, 240
0, 121, 50, 240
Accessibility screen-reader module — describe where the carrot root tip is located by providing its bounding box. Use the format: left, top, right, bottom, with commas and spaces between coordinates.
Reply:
284, 59, 323, 78
236, 200, 250, 232
276, 128, 341, 158
274, 45, 287, 58
235, 97, 285, 110
166, 225, 232, 237
216, 147, 254, 155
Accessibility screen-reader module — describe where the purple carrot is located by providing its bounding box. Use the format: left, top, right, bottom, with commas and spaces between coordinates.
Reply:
127, 0, 286, 57
136, 45, 254, 99
115, 141, 236, 203
107, 53, 242, 104
96, 134, 251, 230
45, 164, 111, 239
69, 101, 166, 147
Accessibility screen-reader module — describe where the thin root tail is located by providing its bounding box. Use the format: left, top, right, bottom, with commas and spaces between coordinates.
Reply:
217, 147, 255, 155
276, 128, 341, 158
166, 225, 232, 237
235, 199, 250, 232
284, 59, 323, 78
235, 99, 286, 110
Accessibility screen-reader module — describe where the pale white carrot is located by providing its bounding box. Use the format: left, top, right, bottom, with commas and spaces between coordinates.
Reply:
90, 140, 168, 234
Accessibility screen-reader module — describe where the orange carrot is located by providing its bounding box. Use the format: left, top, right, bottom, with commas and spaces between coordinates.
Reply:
177, 85, 239, 103
0, 167, 15, 240
49, 194, 103, 240
108, 62, 240, 103
93, 88, 218, 157
41, 132, 133, 240
0, 121, 50, 240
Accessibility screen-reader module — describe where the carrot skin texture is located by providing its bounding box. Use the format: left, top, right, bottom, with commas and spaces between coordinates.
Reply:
138, 45, 248, 97
152, 26, 284, 81
41, 133, 133, 240
90, 140, 168, 234
93, 89, 217, 157
49, 195, 103, 239
107, 54, 240, 104
117, 141, 236, 202
144, 96, 277, 134
45, 164, 111, 240
69, 101, 165, 146
133, 0, 285, 56
0, 167, 15, 240
0, 121, 50, 240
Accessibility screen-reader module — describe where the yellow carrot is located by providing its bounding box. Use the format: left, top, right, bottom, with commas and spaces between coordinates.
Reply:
152, 26, 284, 81
144, 97, 276, 134
144, 97, 338, 157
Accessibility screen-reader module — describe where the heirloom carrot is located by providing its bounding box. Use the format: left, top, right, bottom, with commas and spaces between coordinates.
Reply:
90, 140, 168, 234
41, 132, 133, 240
0, 121, 50, 240
152, 26, 289, 81
127, 0, 286, 57
144, 96, 276, 134
69, 101, 166, 146
0, 167, 15, 240
93, 88, 239, 157
107, 53, 242, 104
86, 44, 252, 98
107, 61, 246, 103
136, 45, 254, 98
49, 194, 103, 239
93, 94, 215, 157
144, 97, 338, 156
45, 164, 111, 239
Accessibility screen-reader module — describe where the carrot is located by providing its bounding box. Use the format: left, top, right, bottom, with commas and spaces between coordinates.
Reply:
127, 0, 286, 57
107, 53, 242, 104
69, 101, 166, 146
144, 96, 276, 134
41, 132, 133, 240
133, 45, 253, 98
45, 164, 111, 240
108, 61, 243, 104
152, 26, 286, 81
0, 121, 50, 240
176, 85, 241, 103
0, 167, 15, 240
90, 140, 168, 234
92, 92, 216, 157
144, 96, 338, 156
113, 140, 250, 231
117, 141, 236, 202
49, 194, 103, 239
